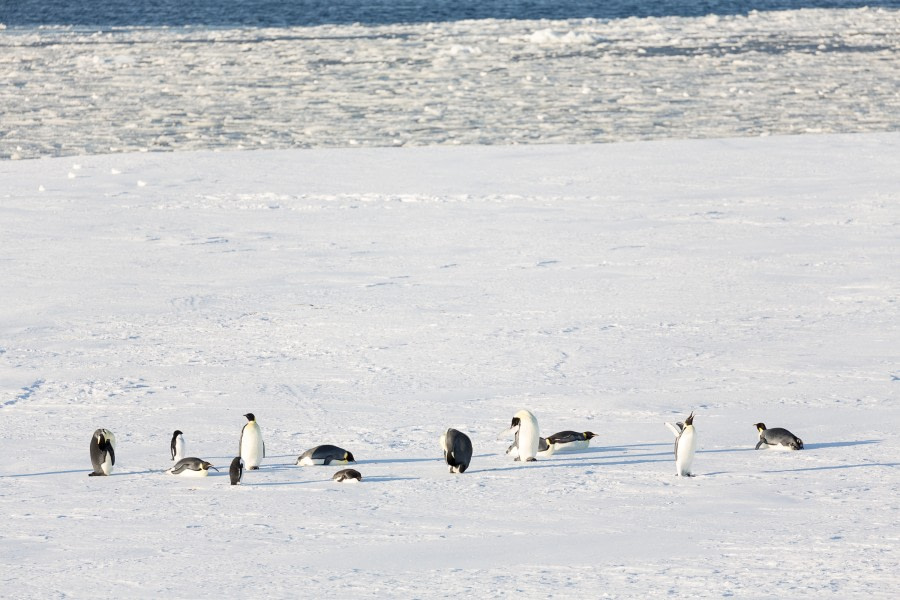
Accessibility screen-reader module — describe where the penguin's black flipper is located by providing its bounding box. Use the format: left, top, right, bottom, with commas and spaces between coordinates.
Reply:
755, 440, 765, 450
108, 444, 116, 466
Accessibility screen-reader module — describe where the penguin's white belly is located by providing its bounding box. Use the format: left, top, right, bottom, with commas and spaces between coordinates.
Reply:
518, 422, 540, 460
174, 438, 185, 461
298, 456, 347, 466
241, 424, 264, 468
676, 429, 697, 476
554, 440, 589, 452
170, 467, 210, 477
100, 454, 113, 476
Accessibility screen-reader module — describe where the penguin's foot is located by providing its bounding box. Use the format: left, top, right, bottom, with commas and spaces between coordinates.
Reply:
248, 466, 259, 470
88, 472, 99, 477
526, 457, 537, 462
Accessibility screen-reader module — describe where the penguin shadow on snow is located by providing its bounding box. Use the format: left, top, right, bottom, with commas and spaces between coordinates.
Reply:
801, 439, 881, 451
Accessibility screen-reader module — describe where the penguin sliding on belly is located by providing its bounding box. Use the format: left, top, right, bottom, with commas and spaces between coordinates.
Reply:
89, 428, 116, 476
170, 430, 184, 461
168, 457, 219, 477
440, 428, 473, 473
501, 410, 540, 461
754, 423, 803, 450
296, 445, 355, 466
333, 468, 362, 482
671, 412, 697, 477
239, 413, 265, 470
545, 430, 598, 453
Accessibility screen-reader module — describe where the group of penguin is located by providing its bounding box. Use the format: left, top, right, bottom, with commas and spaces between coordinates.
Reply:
88, 409, 805, 482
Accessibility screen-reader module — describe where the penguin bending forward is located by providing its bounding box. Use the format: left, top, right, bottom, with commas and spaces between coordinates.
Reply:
239, 413, 265, 470
503, 410, 540, 462
168, 457, 219, 477
229, 457, 243, 485
754, 423, 803, 450
672, 412, 697, 477
296, 445, 355, 466
170, 430, 184, 461
89, 428, 116, 476
440, 428, 473, 473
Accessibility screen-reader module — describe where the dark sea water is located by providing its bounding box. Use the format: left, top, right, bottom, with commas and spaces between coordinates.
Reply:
2, 0, 899, 27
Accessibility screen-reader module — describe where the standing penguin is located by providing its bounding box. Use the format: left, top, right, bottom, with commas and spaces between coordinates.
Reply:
229, 456, 243, 485
673, 412, 697, 477
170, 430, 185, 461
440, 428, 473, 473
89, 428, 116, 476
754, 423, 803, 450
239, 413, 265, 470
503, 410, 540, 462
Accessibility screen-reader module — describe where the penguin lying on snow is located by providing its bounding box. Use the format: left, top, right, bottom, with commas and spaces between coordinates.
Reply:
754, 423, 803, 450
168, 457, 219, 477
440, 428, 473, 473
669, 412, 697, 477
333, 468, 362, 482
545, 430, 598, 452
501, 410, 541, 462
239, 413, 265, 470
170, 430, 184, 461
89, 428, 116, 476
297, 445, 355, 466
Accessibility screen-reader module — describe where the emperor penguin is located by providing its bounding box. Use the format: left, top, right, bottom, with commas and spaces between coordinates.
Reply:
239, 413, 265, 470
673, 412, 697, 477
333, 468, 362, 482
503, 410, 540, 462
168, 457, 219, 477
229, 456, 243, 485
89, 428, 116, 476
545, 430, 598, 452
754, 423, 803, 450
296, 444, 355, 466
440, 428, 473, 473
505, 432, 554, 459
170, 430, 185, 461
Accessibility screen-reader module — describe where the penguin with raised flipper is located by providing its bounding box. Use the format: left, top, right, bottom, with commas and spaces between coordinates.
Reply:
229, 456, 243, 485
754, 423, 803, 450
170, 430, 184, 461
673, 412, 697, 477
440, 428, 473, 473
239, 413, 265, 470
89, 428, 116, 477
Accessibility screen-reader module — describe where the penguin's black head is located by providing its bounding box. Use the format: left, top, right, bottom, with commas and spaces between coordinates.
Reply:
510, 417, 521, 428
583, 431, 598, 439
173, 430, 183, 437
754, 422, 766, 431
345, 451, 356, 463
684, 412, 695, 426
244, 413, 255, 422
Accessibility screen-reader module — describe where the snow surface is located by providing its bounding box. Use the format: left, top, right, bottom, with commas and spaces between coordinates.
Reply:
3, 7, 900, 159
1, 134, 898, 597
